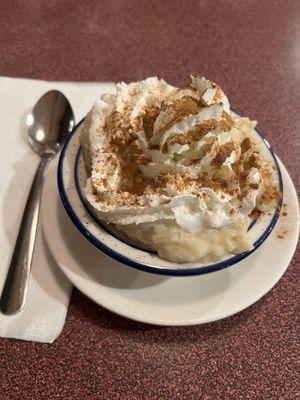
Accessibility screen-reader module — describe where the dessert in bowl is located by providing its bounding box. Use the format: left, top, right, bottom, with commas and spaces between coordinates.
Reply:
58, 76, 282, 275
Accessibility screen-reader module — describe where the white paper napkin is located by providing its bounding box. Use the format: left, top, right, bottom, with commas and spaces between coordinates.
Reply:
0, 77, 114, 343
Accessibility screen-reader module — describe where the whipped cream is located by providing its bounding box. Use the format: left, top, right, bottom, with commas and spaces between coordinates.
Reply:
81, 76, 278, 237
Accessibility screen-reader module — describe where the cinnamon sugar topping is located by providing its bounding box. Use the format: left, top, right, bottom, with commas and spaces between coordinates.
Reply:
142, 105, 161, 138
82, 75, 280, 230
211, 142, 235, 167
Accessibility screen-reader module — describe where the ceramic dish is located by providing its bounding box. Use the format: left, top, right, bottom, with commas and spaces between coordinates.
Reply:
44, 158, 298, 325
57, 111, 282, 276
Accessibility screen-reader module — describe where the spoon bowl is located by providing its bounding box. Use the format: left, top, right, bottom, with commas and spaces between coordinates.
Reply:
27, 90, 74, 155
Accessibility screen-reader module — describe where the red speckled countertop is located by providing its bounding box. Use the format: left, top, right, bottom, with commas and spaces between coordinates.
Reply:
0, 1, 299, 399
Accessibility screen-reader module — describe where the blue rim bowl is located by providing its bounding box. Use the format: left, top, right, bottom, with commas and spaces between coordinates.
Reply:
57, 113, 283, 276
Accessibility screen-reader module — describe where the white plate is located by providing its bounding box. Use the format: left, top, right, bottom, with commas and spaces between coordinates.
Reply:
42, 158, 299, 325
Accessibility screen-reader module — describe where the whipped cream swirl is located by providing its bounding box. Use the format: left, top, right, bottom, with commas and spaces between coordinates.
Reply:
81, 76, 276, 233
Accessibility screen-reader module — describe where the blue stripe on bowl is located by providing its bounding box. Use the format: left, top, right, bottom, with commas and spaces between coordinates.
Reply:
57, 114, 283, 276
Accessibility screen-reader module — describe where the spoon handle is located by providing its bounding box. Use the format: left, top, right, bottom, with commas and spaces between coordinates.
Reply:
0, 154, 53, 314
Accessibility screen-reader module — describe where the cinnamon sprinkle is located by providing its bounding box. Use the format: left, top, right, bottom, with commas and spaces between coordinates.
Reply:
89, 77, 280, 214
142, 105, 161, 138
154, 97, 203, 141
241, 137, 252, 153
162, 114, 233, 153
211, 142, 235, 167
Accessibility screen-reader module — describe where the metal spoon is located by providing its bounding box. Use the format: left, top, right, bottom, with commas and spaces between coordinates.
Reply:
0, 91, 75, 315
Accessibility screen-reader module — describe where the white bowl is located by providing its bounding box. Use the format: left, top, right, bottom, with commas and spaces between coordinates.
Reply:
57, 112, 282, 276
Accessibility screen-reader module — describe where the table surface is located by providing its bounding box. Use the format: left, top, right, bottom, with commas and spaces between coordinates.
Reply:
1, 1, 299, 399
